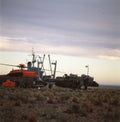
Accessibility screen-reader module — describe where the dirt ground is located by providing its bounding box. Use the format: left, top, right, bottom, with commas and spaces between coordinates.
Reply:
0, 86, 120, 122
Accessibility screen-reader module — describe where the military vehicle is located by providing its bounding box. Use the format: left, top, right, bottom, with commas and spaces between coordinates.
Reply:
0, 51, 99, 89
55, 74, 99, 90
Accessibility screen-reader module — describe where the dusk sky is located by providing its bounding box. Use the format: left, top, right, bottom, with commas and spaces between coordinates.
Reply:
0, 0, 120, 85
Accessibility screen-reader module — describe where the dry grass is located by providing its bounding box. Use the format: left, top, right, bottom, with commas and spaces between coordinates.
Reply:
0, 86, 120, 122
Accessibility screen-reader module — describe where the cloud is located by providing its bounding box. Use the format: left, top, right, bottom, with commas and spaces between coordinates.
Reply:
98, 55, 120, 60
0, 0, 120, 60
0, 36, 120, 60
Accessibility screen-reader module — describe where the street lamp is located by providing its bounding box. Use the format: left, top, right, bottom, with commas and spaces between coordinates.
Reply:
85, 65, 89, 76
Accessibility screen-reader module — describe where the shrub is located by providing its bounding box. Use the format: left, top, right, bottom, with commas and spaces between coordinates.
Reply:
71, 96, 79, 103
21, 112, 28, 120
40, 108, 58, 119
82, 102, 93, 113
60, 93, 71, 103
92, 97, 103, 106
28, 112, 37, 122
14, 100, 21, 107
65, 102, 87, 116
103, 110, 120, 122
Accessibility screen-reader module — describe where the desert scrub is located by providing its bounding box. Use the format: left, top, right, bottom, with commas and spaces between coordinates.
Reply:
71, 96, 79, 103
60, 92, 71, 102
21, 110, 38, 122
27, 111, 37, 122
40, 107, 59, 119
34, 92, 46, 101
21, 111, 28, 120
82, 102, 94, 113
65, 102, 87, 116
0, 87, 15, 99
36, 94, 46, 101
1, 103, 16, 122
43, 90, 56, 103
52, 86, 70, 93
108, 97, 119, 106
103, 109, 120, 122
14, 100, 21, 107
92, 97, 103, 106
8, 92, 20, 101
88, 92, 103, 106
94, 90, 120, 106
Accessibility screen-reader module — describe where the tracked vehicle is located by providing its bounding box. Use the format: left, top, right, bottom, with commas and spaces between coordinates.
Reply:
55, 74, 99, 90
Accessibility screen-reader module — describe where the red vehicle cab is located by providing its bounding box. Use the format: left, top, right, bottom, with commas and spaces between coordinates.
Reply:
8, 69, 38, 77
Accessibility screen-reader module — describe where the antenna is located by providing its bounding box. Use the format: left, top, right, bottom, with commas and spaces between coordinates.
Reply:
85, 65, 89, 76
41, 54, 45, 70
38, 54, 46, 75
52, 60, 57, 79
48, 54, 52, 76
32, 49, 36, 68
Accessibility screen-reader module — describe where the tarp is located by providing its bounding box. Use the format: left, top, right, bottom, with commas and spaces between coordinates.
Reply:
2, 79, 16, 87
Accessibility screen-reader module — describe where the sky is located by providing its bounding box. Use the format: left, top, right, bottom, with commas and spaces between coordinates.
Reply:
0, 0, 120, 85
